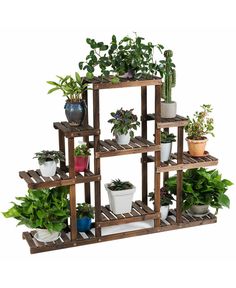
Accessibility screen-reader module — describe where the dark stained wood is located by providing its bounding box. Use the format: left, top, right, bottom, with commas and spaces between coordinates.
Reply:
100, 140, 116, 151
22, 232, 37, 249
105, 139, 124, 150
135, 200, 155, 214
166, 216, 176, 225
54, 122, 99, 138
85, 230, 95, 239
146, 114, 188, 128
105, 205, 124, 219
56, 167, 69, 179
27, 170, 43, 183
19, 171, 34, 184
132, 202, 146, 215
59, 130, 66, 171
131, 137, 148, 147
60, 232, 70, 242
101, 206, 116, 220
36, 169, 51, 182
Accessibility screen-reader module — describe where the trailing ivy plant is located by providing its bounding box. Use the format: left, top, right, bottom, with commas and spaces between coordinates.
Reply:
79, 34, 164, 82
2, 187, 70, 232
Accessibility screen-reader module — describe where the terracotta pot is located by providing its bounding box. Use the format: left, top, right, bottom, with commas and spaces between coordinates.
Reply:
186, 137, 207, 157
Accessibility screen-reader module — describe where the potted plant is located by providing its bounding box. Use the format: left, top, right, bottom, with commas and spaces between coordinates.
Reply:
76, 203, 94, 232
33, 150, 65, 177
104, 179, 136, 214
148, 187, 174, 220
159, 50, 177, 118
2, 186, 70, 242
47, 72, 90, 126
74, 143, 91, 173
79, 34, 164, 83
165, 168, 233, 215
161, 131, 176, 162
108, 108, 140, 145
185, 104, 214, 157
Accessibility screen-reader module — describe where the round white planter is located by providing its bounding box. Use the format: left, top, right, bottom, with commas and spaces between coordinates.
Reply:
189, 204, 209, 215
161, 102, 177, 118
116, 133, 131, 145
160, 205, 169, 220
105, 184, 136, 214
34, 229, 60, 242
39, 160, 57, 177
161, 142, 172, 162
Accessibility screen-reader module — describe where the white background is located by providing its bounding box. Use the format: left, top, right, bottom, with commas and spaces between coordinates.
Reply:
0, 0, 235, 287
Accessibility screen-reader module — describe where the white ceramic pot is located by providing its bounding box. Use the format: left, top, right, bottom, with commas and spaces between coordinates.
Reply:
39, 160, 57, 177
161, 101, 177, 118
189, 204, 209, 215
105, 184, 136, 214
116, 133, 131, 145
161, 142, 172, 162
34, 229, 60, 242
160, 205, 169, 220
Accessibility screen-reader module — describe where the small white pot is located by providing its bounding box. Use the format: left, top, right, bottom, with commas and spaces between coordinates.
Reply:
161, 102, 177, 118
160, 205, 169, 220
39, 160, 57, 177
34, 228, 60, 242
161, 142, 172, 162
116, 133, 131, 145
105, 184, 136, 214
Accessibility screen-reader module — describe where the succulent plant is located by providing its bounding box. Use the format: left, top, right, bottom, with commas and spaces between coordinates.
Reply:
108, 179, 134, 191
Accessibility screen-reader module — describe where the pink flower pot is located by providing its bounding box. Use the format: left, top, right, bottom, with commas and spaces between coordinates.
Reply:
74, 156, 89, 173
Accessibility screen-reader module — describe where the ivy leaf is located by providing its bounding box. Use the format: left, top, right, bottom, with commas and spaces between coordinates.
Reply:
86, 72, 94, 79
111, 76, 120, 84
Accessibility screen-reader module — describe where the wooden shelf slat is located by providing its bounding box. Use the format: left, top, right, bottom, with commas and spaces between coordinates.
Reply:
54, 122, 100, 138
146, 114, 188, 128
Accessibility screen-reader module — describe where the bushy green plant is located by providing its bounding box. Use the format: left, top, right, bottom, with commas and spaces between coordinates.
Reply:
148, 187, 174, 206
47, 72, 90, 102
161, 131, 176, 143
185, 104, 214, 140
108, 108, 140, 138
74, 144, 91, 157
76, 203, 94, 219
2, 187, 70, 232
165, 168, 233, 214
108, 179, 134, 191
79, 34, 164, 82
33, 150, 65, 165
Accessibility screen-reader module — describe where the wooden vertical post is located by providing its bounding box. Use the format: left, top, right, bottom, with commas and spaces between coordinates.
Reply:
93, 89, 101, 238
58, 130, 66, 171
68, 137, 77, 240
176, 126, 184, 223
141, 86, 148, 204
163, 128, 169, 184
154, 85, 161, 228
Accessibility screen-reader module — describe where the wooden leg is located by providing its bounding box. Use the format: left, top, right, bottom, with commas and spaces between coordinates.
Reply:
59, 130, 66, 171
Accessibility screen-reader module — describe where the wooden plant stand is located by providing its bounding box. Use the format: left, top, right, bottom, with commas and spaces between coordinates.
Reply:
21, 77, 218, 254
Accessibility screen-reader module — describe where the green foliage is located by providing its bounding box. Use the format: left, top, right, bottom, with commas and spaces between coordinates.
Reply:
161, 131, 176, 143
159, 50, 176, 103
185, 104, 214, 140
47, 72, 91, 102
2, 187, 70, 232
165, 168, 233, 214
76, 203, 94, 219
108, 179, 134, 191
33, 150, 65, 165
74, 144, 91, 157
79, 33, 164, 81
108, 108, 140, 138
148, 187, 174, 206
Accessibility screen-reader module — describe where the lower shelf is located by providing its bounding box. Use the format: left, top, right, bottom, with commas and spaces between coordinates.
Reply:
22, 209, 217, 254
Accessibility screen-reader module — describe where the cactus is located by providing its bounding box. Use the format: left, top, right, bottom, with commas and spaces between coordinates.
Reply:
161, 50, 176, 103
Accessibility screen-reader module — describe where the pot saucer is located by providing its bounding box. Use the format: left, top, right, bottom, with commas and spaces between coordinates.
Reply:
186, 209, 210, 218
34, 232, 60, 242
186, 151, 209, 158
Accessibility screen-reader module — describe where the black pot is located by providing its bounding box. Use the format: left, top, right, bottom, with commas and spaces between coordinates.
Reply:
64, 100, 87, 126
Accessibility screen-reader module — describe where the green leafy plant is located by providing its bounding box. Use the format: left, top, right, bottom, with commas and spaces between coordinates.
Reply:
148, 187, 175, 206
2, 187, 70, 232
185, 104, 214, 140
74, 144, 91, 157
159, 50, 176, 103
108, 179, 134, 191
33, 150, 65, 165
47, 72, 90, 102
108, 108, 140, 138
76, 203, 94, 219
79, 33, 164, 82
165, 168, 233, 214
161, 131, 176, 143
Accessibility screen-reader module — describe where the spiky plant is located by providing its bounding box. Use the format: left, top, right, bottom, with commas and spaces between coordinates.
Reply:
108, 179, 134, 191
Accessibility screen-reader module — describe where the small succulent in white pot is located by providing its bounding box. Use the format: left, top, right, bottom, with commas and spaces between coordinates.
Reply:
161, 131, 176, 162
33, 150, 65, 177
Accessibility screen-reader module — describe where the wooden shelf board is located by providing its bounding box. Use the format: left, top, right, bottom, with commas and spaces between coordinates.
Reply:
54, 122, 100, 138
146, 114, 188, 128
89, 136, 160, 158
19, 168, 101, 189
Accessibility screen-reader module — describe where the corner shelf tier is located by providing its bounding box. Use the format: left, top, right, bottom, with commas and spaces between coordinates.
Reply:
19, 168, 101, 189
22, 209, 216, 254
147, 152, 218, 172
89, 136, 160, 158
146, 114, 188, 128
54, 122, 100, 138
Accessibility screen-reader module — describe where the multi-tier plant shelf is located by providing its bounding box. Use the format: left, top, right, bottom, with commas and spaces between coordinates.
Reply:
21, 76, 218, 254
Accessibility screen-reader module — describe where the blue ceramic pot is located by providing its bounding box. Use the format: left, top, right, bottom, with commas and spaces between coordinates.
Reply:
64, 100, 87, 126
77, 216, 92, 232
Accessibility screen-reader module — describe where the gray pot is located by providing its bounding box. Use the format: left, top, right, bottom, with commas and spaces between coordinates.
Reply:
189, 204, 209, 215
64, 100, 87, 126
161, 101, 177, 118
